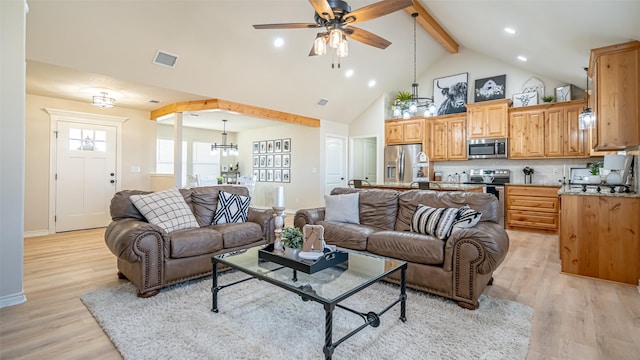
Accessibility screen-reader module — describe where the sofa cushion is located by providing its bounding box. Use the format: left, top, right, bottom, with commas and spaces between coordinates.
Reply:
110, 190, 151, 221
130, 188, 199, 233
396, 190, 499, 231
168, 227, 224, 258
367, 230, 445, 265
317, 221, 378, 251
213, 191, 251, 225
213, 222, 263, 248
324, 193, 360, 224
454, 205, 482, 228
411, 205, 459, 240
331, 188, 399, 230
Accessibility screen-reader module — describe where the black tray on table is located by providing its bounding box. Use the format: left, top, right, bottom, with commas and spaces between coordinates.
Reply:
258, 244, 348, 274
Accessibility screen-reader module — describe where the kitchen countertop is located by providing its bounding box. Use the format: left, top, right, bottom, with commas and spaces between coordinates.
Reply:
364, 182, 485, 191
557, 185, 639, 198
505, 183, 562, 187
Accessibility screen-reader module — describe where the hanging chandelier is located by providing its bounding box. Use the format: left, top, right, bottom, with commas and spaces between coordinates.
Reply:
393, 13, 436, 119
211, 119, 239, 156
92, 92, 115, 108
578, 67, 595, 130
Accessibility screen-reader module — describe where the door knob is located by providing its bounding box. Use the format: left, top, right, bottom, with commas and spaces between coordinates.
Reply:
110, 172, 115, 176
341, 177, 344, 180
110, 180, 115, 184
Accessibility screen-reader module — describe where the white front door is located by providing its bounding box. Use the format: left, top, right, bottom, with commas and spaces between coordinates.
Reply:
55, 121, 117, 232
325, 135, 347, 194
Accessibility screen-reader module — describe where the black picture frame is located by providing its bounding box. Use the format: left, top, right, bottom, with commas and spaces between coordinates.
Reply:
282, 138, 291, 152
259, 141, 267, 154
474, 74, 506, 102
433, 72, 468, 115
274, 169, 282, 182
274, 139, 282, 152
282, 154, 290, 168
253, 142, 259, 154
282, 169, 290, 183
267, 140, 274, 153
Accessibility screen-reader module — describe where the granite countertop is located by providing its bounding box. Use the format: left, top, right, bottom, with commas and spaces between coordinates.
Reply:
366, 182, 484, 191
506, 183, 562, 188
557, 185, 639, 198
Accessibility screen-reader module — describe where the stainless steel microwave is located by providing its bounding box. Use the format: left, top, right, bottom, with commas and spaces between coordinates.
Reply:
467, 138, 508, 159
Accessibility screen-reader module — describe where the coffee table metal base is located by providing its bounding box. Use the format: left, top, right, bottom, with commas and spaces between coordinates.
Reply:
211, 259, 407, 360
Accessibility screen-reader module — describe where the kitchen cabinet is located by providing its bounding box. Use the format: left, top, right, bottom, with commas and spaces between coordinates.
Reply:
385, 118, 424, 145
428, 114, 466, 161
589, 40, 640, 150
466, 98, 512, 139
560, 194, 640, 285
509, 101, 589, 159
505, 185, 560, 232
508, 108, 545, 158
544, 101, 588, 157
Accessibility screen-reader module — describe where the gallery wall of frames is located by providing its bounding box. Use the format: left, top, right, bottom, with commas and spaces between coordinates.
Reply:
252, 138, 291, 183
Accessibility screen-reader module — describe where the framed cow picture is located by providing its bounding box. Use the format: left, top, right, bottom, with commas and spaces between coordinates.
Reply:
474, 74, 506, 102
433, 72, 468, 115
512, 91, 538, 107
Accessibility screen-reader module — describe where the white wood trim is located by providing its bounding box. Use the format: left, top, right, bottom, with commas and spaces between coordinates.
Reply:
45, 108, 127, 234
0, 292, 27, 309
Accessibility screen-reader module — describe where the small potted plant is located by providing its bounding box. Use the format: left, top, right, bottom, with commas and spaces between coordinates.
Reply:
216, 176, 224, 184
542, 95, 554, 103
588, 161, 603, 184
280, 226, 303, 249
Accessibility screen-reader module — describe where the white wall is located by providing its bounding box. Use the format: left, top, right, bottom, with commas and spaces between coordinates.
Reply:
1, 0, 27, 308
24, 94, 156, 233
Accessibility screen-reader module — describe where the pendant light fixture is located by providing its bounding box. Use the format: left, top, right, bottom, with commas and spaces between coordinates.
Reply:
92, 92, 115, 108
210, 119, 239, 156
578, 67, 595, 130
393, 13, 436, 119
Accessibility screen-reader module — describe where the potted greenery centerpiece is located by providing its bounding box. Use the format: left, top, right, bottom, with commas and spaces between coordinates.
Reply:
280, 226, 303, 249
587, 161, 603, 184
542, 95, 554, 103
216, 176, 224, 184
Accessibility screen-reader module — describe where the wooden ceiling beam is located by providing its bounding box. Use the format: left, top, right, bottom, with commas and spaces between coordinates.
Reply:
150, 99, 320, 128
405, 2, 459, 54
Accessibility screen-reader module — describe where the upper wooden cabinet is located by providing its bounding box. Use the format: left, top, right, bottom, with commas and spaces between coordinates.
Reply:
509, 101, 589, 159
385, 118, 424, 145
428, 114, 467, 161
589, 40, 640, 150
465, 99, 512, 139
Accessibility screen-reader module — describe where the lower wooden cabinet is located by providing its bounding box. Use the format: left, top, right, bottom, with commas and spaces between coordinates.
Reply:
560, 194, 640, 285
505, 185, 560, 232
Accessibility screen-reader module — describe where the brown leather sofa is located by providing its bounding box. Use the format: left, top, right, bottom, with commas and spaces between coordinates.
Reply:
294, 188, 509, 309
105, 185, 274, 297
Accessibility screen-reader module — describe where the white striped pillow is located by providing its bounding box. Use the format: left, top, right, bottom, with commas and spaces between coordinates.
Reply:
410, 205, 459, 240
454, 205, 482, 228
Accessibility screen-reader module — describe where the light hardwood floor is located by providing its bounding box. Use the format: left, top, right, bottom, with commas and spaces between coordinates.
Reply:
1, 228, 639, 359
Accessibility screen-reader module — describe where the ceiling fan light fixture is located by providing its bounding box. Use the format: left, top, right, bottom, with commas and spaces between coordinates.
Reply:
329, 28, 342, 48
314, 34, 327, 55
336, 36, 348, 57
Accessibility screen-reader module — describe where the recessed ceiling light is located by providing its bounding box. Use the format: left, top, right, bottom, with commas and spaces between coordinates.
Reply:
368, 80, 376, 88
517, 55, 527, 62
345, 69, 354, 78
504, 27, 516, 35
274, 38, 284, 47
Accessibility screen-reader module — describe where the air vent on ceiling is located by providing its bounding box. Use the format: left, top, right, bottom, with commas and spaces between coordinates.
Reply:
153, 50, 179, 68
148, 99, 160, 104
316, 98, 329, 107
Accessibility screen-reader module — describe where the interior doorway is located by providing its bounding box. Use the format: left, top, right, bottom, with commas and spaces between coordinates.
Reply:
325, 135, 347, 194
350, 136, 377, 183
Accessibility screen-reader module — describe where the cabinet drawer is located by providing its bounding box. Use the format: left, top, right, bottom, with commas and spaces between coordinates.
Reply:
507, 210, 559, 230
506, 186, 560, 197
507, 195, 559, 212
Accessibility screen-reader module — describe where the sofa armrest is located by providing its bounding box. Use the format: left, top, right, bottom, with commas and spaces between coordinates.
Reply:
293, 207, 326, 228
104, 218, 167, 263
248, 207, 275, 243
443, 222, 509, 274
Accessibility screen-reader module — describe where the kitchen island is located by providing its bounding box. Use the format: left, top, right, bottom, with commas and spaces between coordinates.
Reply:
362, 182, 484, 192
558, 186, 639, 285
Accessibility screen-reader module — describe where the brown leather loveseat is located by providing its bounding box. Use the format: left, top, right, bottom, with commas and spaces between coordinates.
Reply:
294, 188, 509, 309
105, 185, 274, 297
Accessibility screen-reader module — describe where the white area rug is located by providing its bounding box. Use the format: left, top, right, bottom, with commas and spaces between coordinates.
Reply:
81, 271, 533, 360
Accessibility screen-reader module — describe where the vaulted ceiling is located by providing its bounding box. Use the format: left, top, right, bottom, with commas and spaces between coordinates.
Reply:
25, 0, 640, 131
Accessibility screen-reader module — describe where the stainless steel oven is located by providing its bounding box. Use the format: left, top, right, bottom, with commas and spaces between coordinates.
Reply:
464, 169, 511, 226
467, 138, 508, 159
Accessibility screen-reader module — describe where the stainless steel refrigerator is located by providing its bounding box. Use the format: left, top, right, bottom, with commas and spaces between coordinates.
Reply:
384, 144, 422, 183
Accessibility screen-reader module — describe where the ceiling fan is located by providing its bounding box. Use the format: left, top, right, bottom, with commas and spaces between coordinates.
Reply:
253, 0, 413, 65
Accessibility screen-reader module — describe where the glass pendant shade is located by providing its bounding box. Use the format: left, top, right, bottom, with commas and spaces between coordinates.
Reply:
336, 37, 348, 58
329, 28, 342, 48
313, 35, 327, 55
578, 108, 595, 130
393, 106, 402, 118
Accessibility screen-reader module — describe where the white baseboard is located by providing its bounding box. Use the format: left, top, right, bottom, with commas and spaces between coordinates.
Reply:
0, 292, 27, 308
24, 230, 50, 238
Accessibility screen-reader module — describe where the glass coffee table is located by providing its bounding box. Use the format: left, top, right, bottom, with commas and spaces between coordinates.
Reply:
211, 246, 407, 360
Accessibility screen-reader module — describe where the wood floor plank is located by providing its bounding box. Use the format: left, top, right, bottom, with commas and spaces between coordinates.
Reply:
1, 227, 639, 359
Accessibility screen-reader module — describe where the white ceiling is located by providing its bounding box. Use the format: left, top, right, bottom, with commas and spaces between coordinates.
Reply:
25, 0, 640, 132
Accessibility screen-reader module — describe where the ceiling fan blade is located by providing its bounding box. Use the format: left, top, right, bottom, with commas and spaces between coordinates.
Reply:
344, 26, 391, 49
308, 0, 335, 20
253, 23, 319, 30
345, 0, 413, 24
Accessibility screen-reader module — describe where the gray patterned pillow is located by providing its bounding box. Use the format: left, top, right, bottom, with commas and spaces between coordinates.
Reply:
213, 191, 251, 224
130, 188, 199, 233
410, 204, 458, 240
454, 205, 482, 228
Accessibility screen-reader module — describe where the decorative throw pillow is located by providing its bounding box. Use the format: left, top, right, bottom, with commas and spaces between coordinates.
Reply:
130, 188, 199, 233
324, 193, 360, 224
410, 204, 459, 240
213, 191, 251, 225
454, 205, 482, 228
